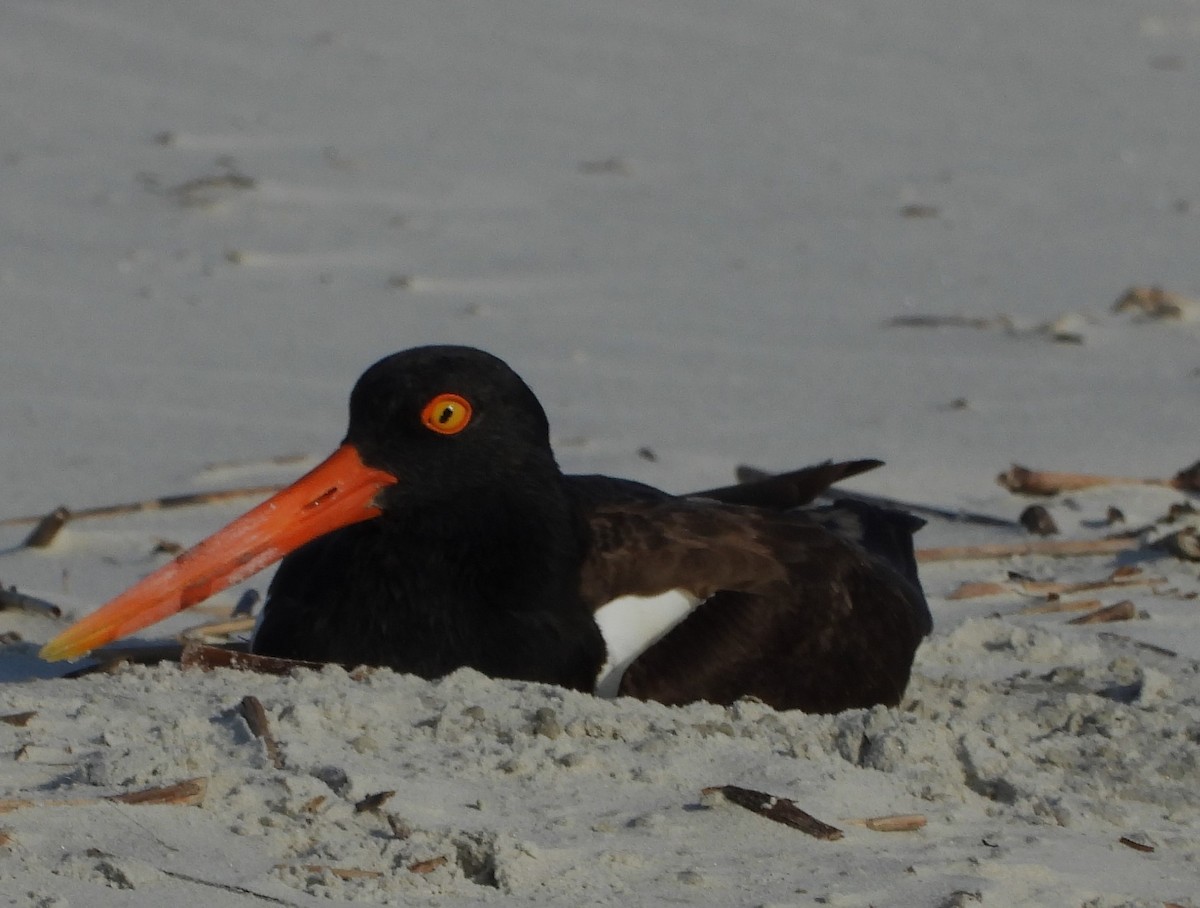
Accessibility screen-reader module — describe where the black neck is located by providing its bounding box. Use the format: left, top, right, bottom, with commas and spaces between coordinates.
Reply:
390, 475, 585, 614
255, 468, 605, 691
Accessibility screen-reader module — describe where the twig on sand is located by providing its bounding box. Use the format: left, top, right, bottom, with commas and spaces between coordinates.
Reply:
1097, 632, 1177, 658
240, 695, 285, 770
702, 785, 843, 840
110, 777, 208, 807
278, 864, 384, 881
1117, 835, 1155, 854
1113, 285, 1200, 321
949, 569, 1161, 601
0, 777, 207, 814
60, 644, 184, 678
354, 791, 396, 814
407, 856, 449, 874
200, 452, 309, 474
0, 484, 288, 528
886, 313, 1013, 330
842, 814, 927, 832
23, 507, 70, 548
1067, 600, 1136, 625
160, 870, 298, 906
181, 616, 258, 643
1019, 598, 1104, 616
916, 537, 1141, 563
0, 585, 63, 619
181, 641, 322, 675
997, 462, 1200, 496
946, 581, 1015, 598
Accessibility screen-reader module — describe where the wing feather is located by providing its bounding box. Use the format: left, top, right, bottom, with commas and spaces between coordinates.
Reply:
580, 499, 929, 712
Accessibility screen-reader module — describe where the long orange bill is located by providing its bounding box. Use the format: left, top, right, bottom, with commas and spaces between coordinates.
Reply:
39, 443, 397, 662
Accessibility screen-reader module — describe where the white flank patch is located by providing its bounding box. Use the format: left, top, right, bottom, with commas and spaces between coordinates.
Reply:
593, 590, 702, 698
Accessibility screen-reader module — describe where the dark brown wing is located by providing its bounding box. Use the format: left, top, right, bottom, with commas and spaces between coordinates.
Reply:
579, 499, 929, 713
695, 459, 883, 510
567, 459, 882, 514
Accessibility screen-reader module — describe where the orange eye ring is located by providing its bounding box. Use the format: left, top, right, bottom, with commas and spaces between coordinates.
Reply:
420, 393, 473, 435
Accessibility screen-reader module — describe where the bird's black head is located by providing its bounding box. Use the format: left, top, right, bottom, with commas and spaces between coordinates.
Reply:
37, 346, 574, 663
346, 346, 560, 510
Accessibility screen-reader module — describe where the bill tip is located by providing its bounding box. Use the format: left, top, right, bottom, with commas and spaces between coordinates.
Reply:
39, 636, 87, 663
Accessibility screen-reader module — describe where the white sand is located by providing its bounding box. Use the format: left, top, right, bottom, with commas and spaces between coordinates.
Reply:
2, 2, 1199, 905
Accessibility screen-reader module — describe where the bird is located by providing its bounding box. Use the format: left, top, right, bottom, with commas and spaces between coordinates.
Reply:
40, 345, 930, 713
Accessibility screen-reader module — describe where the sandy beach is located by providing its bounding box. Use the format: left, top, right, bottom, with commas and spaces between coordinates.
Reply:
2, 2, 1199, 905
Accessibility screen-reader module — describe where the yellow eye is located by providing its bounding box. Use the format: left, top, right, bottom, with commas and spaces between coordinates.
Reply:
421, 393, 472, 435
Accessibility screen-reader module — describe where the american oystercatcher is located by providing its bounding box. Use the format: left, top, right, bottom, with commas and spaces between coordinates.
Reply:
40, 346, 930, 712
